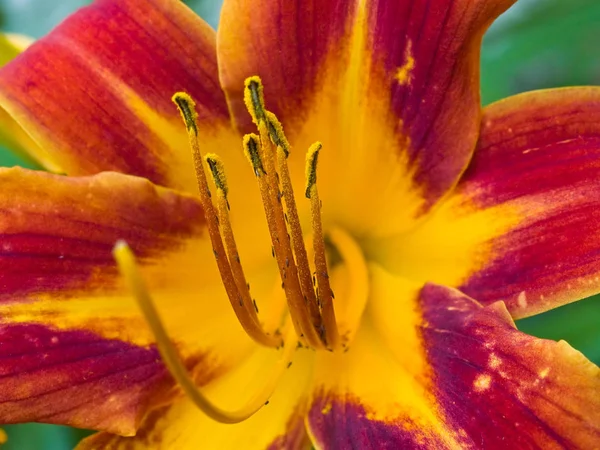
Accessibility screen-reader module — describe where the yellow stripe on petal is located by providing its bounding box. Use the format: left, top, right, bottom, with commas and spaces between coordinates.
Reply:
307, 264, 463, 448
367, 193, 521, 288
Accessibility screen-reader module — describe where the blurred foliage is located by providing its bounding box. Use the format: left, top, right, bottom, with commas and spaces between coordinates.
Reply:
481, 0, 600, 105
0, 0, 598, 448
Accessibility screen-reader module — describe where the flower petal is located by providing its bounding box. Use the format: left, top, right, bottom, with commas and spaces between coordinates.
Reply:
0, 323, 168, 436
307, 265, 600, 448
77, 347, 314, 449
420, 283, 600, 448
218, 0, 515, 235
0, 0, 234, 192
363, 0, 516, 212
375, 87, 600, 318
0, 168, 270, 433
458, 87, 600, 316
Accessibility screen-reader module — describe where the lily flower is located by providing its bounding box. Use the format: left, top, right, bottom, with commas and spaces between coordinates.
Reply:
0, 0, 598, 448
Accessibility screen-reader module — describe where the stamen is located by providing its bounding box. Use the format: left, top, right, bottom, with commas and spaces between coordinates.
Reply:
244, 76, 266, 125
243, 133, 324, 349
205, 153, 266, 332
267, 112, 323, 341
305, 142, 340, 350
113, 241, 296, 424
172, 92, 279, 349
171, 80, 341, 356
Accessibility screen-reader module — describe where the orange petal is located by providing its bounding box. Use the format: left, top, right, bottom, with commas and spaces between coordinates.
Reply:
376, 87, 600, 318
218, 0, 515, 236
306, 265, 600, 448
0, 168, 264, 434
0, 0, 235, 192
77, 347, 315, 449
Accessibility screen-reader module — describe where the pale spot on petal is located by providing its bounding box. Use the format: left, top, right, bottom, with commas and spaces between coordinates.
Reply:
473, 374, 492, 392
488, 353, 502, 369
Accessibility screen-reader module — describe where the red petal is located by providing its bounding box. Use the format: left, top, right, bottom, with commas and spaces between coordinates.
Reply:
0, 0, 233, 191
458, 87, 600, 317
364, 0, 516, 209
422, 284, 600, 448
0, 323, 168, 435
375, 87, 600, 318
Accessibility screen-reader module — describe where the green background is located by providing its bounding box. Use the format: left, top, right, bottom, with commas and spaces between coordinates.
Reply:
0, 0, 598, 448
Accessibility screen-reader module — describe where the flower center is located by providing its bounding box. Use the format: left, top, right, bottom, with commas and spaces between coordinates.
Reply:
113, 76, 369, 424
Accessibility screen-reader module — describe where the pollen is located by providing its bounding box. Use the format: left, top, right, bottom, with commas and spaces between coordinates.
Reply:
395, 40, 415, 86
265, 111, 291, 157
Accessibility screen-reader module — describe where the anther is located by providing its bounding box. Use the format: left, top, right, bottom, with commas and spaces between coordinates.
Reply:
243, 134, 266, 177
205, 154, 229, 197
305, 142, 322, 199
172, 92, 198, 136
265, 111, 290, 157
244, 76, 266, 125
